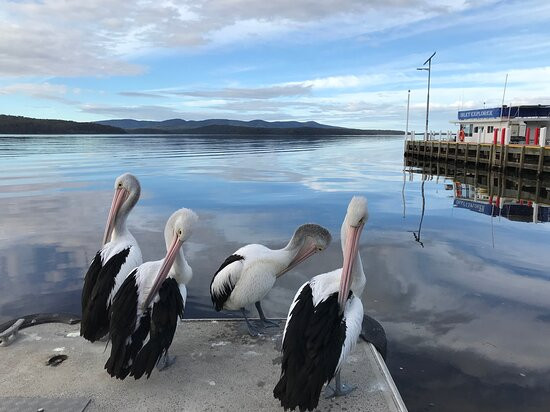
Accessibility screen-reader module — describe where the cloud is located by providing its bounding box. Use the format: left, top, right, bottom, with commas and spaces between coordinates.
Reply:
118, 91, 164, 98
0, 0, 479, 77
79, 104, 185, 120
0, 82, 80, 105
173, 84, 311, 99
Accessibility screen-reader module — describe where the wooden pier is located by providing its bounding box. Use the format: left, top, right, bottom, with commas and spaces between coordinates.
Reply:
404, 141, 550, 176
405, 157, 550, 205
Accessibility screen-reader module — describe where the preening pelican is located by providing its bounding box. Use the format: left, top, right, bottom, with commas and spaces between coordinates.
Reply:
274, 196, 368, 411
105, 208, 198, 380
210, 224, 331, 336
81, 173, 142, 342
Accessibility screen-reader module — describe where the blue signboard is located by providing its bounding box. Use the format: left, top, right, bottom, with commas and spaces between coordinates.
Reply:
458, 105, 550, 120
458, 108, 501, 120
453, 199, 499, 216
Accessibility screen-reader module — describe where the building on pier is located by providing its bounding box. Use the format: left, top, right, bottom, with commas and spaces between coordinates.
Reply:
456, 105, 550, 145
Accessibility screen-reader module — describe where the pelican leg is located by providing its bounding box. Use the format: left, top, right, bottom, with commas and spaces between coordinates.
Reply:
324, 371, 356, 398
255, 301, 279, 328
241, 308, 260, 337
157, 350, 177, 372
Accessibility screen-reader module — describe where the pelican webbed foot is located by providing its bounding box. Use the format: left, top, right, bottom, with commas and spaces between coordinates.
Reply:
241, 308, 261, 337
254, 301, 280, 329
157, 352, 177, 372
259, 318, 280, 328
324, 371, 357, 398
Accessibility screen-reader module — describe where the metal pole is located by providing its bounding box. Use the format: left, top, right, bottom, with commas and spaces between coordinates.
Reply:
406, 89, 410, 136
418, 52, 436, 141
500, 73, 508, 119
425, 58, 431, 141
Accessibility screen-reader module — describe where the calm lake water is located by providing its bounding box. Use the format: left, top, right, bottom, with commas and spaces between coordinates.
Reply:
1, 134, 549, 411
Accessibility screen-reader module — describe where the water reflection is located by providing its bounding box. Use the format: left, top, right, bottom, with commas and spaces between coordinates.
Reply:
405, 157, 550, 223
1, 135, 550, 411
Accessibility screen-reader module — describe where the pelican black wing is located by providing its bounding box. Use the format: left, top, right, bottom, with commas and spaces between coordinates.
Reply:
209, 254, 244, 311
131, 277, 184, 379
81, 251, 102, 316
105, 269, 151, 380
80, 247, 131, 342
273, 284, 346, 412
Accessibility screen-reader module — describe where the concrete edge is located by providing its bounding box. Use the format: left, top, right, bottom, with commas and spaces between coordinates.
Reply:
366, 342, 408, 412
182, 318, 287, 322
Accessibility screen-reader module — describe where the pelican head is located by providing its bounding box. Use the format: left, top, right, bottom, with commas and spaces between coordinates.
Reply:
338, 196, 368, 310
279, 223, 331, 277
164, 207, 199, 245
145, 208, 198, 308
102, 173, 141, 245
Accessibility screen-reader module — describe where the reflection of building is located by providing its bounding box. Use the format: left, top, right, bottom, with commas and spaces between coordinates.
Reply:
456, 105, 550, 145
453, 182, 550, 223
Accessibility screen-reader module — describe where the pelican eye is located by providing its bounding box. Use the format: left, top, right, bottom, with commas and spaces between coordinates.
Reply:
178, 229, 183, 236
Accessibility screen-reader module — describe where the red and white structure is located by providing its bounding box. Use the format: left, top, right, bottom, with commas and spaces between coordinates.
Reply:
455, 105, 549, 146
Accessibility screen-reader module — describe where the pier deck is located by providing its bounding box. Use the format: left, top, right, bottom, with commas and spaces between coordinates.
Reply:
405, 141, 550, 175
0, 320, 406, 412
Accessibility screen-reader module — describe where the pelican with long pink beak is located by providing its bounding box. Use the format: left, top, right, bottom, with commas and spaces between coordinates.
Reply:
274, 196, 368, 411
81, 173, 142, 342
210, 223, 331, 336
106, 208, 198, 380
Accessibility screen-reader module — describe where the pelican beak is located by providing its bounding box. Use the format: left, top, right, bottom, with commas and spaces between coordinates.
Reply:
337, 221, 364, 311
102, 187, 128, 245
277, 238, 319, 278
143, 235, 183, 309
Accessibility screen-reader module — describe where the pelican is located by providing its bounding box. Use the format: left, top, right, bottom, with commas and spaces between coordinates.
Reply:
80, 173, 142, 342
273, 196, 368, 411
210, 224, 331, 336
105, 208, 197, 380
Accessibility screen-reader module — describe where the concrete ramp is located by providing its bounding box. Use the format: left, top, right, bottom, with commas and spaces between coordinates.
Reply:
0, 320, 406, 411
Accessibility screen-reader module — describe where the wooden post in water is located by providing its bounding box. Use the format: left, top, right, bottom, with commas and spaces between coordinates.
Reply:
503, 144, 509, 171
537, 146, 545, 177
517, 146, 526, 200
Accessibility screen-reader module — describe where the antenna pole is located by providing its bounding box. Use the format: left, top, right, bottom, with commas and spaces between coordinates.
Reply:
500, 73, 508, 118
417, 51, 436, 141
406, 89, 411, 136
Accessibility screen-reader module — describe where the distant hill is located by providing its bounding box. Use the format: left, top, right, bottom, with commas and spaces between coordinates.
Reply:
96, 118, 339, 130
0, 114, 403, 136
130, 124, 401, 136
0, 115, 125, 134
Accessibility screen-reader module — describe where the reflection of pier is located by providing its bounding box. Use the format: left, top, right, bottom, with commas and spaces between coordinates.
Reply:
405, 157, 550, 204
405, 157, 550, 223
404, 141, 550, 176
452, 186, 549, 223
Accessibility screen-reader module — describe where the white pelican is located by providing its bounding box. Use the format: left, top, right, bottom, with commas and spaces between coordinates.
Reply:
274, 196, 368, 411
80, 173, 142, 342
210, 224, 331, 336
105, 208, 198, 380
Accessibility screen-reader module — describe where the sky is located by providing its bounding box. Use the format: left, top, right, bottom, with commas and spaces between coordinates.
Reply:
0, 0, 550, 130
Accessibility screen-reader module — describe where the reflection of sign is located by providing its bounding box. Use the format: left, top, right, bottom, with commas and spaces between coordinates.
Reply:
458, 108, 501, 120
454, 199, 550, 222
453, 199, 499, 216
